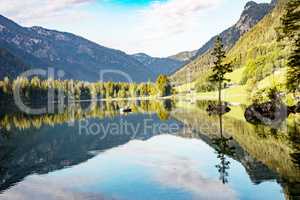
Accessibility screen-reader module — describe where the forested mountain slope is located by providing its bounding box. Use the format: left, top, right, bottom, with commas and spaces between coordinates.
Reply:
171, 0, 277, 84
0, 15, 155, 82
0, 48, 30, 79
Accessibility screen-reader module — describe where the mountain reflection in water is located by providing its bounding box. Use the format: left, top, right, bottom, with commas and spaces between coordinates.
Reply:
0, 100, 299, 200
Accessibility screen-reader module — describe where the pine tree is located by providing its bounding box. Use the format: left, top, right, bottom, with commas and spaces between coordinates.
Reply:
156, 75, 172, 97
278, 0, 300, 93
209, 36, 232, 105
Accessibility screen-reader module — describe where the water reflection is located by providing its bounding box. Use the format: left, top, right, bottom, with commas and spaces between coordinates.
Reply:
0, 100, 174, 131
172, 100, 300, 199
212, 114, 235, 184
0, 135, 241, 200
0, 99, 299, 199
0, 100, 180, 193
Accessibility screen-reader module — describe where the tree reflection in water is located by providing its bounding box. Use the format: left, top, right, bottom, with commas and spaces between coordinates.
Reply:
289, 120, 300, 169
0, 100, 174, 131
212, 113, 236, 184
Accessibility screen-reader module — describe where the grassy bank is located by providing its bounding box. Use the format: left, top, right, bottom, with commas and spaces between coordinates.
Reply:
174, 66, 298, 106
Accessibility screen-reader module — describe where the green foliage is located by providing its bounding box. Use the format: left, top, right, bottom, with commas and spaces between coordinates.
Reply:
241, 47, 285, 85
177, 1, 297, 106
226, 1, 285, 69
195, 70, 217, 92
251, 86, 282, 104
173, 101, 300, 190
171, 1, 287, 85
170, 49, 214, 85
209, 37, 233, 84
0, 100, 174, 131
277, 0, 300, 93
0, 77, 162, 102
156, 75, 172, 97
225, 67, 245, 84
241, 59, 256, 85
209, 36, 232, 103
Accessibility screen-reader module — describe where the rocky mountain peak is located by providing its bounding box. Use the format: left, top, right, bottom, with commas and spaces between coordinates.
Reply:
244, 1, 258, 10
271, 0, 278, 7
171, 0, 276, 82
194, 1, 274, 57
237, 1, 272, 35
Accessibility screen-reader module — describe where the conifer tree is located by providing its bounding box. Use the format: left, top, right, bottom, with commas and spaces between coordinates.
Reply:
277, 0, 300, 93
209, 36, 232, 105
156, 75, 172, 97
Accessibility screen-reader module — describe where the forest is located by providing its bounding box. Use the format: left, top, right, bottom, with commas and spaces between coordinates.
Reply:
0, 75, 172, 104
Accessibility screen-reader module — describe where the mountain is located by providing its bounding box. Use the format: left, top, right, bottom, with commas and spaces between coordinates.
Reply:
132, 53, 184, 76
0, 48, 30, 79
226, 0, 283, 67
197, 1, 274, 56
171, 1, 275, 83
0, 110, 176, 192
0, 15, 155, 82
224, 0, 286, 83
169, 50, 198, 62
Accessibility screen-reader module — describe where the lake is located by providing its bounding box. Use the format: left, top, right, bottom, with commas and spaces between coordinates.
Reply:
0, 100, 299, 200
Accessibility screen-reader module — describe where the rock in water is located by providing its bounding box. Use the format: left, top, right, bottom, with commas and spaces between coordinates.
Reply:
244, 101, 299, 126
206, 104, 231, 115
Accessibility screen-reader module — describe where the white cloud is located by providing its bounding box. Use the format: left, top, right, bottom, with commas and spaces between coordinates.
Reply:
122, 136, 237, 199
0, 0, 94, 25
114, 135, 238, 200
0, 135, 238, 200
0, 175, 110, 200
136, 0, 221, 42
0, 0, 241, 57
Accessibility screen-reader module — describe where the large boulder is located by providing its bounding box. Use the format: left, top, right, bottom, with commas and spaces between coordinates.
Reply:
244, 101, 299, 126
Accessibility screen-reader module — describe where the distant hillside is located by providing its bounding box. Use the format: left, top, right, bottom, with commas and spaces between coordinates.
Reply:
132, 53, 184, 77
169, 50, 197, 62
0, 48, 29, 79
0, 15, 155, 82
171, 1, 275, 83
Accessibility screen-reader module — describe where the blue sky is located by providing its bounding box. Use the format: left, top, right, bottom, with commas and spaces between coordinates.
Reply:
0, 0, 271, 57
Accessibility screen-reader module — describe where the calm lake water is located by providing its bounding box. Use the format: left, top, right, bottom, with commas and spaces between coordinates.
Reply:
0, 100, 299, 200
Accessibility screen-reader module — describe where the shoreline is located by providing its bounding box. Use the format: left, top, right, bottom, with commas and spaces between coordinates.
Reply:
53, 95, 174, 103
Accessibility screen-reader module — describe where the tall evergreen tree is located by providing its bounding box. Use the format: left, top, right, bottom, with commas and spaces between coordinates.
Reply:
277, 0, 300, 93
209, 36, 232, 104
156, 75, 172, 97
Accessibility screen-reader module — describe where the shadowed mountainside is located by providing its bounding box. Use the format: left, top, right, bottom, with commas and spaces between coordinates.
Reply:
0, 15, 155, 82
